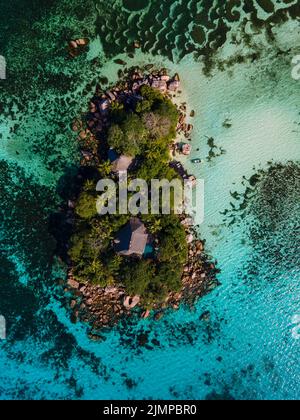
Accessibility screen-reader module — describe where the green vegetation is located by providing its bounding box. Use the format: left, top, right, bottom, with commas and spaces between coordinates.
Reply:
68, 84, 188, 306
75, 192, 98, 219
108, 114, 148, 156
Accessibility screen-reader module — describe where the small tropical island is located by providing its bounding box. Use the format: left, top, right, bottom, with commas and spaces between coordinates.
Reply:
60, 67, 219, 335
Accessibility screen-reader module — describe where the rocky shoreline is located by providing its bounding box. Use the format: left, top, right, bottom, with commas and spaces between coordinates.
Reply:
73, 68, 195, 165
65, 67, 220, 334
66, 228, 219, 335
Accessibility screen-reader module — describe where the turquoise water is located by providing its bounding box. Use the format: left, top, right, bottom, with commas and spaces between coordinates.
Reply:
0, 0, 299, 400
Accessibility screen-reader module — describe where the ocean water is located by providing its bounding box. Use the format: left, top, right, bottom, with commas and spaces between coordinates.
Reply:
0, 0, 299, 400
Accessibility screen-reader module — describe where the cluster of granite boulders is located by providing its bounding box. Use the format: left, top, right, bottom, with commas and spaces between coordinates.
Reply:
68, 38, 89, 58
66, 275, 127, 330
148, 72, 180, 93
170, 101, 195, 157
66, 271, 146, 330
177, 103, 194, 140
180, 227, 220, 305
71, 69, 183, 167
66, 225, 219, 330
169, 160, 197, 186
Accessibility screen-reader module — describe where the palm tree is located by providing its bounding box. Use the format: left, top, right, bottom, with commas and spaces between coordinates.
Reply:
148, 219, 161, 234
90, 258, 103, 275
98, 160, 112, 177
83, 179, 95, 192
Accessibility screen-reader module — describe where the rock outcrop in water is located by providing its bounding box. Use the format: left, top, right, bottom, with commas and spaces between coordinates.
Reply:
62, 67, 220, 331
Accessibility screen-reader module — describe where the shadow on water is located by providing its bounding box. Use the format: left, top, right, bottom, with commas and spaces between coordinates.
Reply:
49, 164, 80, 263
48, 163, 100, 264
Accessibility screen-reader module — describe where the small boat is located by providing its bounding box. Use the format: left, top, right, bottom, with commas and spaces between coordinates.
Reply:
191, 158, 202, 164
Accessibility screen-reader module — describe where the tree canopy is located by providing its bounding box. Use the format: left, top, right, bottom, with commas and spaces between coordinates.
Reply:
68, 85, 188, 307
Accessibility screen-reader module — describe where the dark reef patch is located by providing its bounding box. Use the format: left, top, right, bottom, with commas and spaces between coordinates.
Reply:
0, 161, 57, 279
222, 162, 300, 284
122, 0, 149, 12
0, 253, 38, 341
112, 308, 224, 355
94, 0, 299, 66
